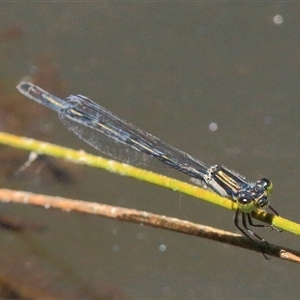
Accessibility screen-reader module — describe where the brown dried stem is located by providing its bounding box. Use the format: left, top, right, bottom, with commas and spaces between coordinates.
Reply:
0, 188, 299, 263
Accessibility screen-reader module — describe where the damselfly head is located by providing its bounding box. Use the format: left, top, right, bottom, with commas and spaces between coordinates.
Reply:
254, 178, 273, 208
257, 178, 273, 196
237, 178, 272, 212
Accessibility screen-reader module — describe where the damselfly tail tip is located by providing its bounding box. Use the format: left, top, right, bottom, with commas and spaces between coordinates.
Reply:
16, 78, 34, 93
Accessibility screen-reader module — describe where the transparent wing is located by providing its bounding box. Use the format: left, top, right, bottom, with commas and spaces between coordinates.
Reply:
59, 94, 210, 180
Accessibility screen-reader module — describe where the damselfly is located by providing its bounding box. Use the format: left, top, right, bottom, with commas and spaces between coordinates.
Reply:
16, 81, 279, 242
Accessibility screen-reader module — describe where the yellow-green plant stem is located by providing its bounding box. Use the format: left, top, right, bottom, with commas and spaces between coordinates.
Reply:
0, 131, 298, 236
